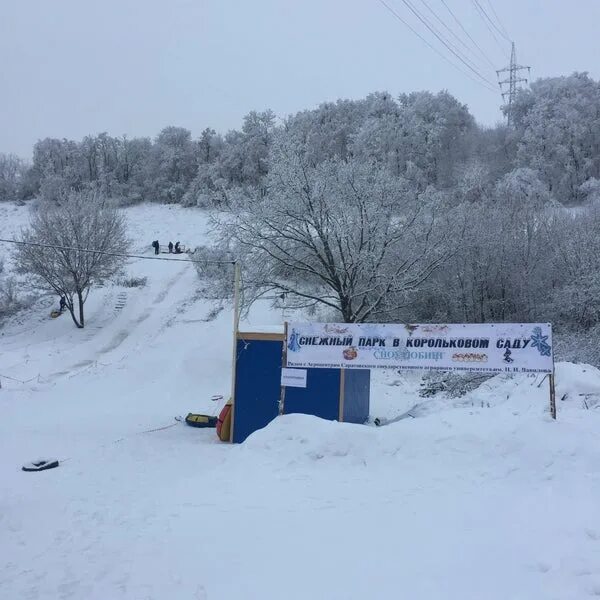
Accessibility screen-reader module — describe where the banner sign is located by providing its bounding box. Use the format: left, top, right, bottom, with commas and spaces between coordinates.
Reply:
286, 322, 553, 374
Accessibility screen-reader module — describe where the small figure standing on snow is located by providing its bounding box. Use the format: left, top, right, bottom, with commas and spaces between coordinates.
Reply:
174, 241, 181, 254
59, 296, 67, 312
151, 240, 159, 255
168, 241, 174, 253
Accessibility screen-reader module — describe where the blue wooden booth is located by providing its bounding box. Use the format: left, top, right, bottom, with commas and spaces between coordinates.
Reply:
230, 331, 370, 443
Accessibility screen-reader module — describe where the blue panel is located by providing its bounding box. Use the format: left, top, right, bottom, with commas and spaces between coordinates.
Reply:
284, 368, 341, 421
342, 369, 370, 424
232, 338, 282, 443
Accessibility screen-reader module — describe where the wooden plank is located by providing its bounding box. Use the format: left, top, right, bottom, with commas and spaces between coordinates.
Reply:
237, 332, 285, 342
549, 372, 557, 420
279, 322, 288, 415
338, 369, 345, 422
229, 262, 241, 443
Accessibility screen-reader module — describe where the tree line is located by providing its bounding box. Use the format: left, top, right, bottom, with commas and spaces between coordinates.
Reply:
2, 72, 600, 209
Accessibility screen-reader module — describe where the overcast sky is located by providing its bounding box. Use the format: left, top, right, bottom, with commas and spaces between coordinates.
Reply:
1, 0, 599, 157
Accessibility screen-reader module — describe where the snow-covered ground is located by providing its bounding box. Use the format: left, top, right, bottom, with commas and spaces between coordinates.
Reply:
2, 203, 600, 599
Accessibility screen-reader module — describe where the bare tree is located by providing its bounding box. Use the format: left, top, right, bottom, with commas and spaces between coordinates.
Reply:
17, 191, 128, 328
214, 136, 455, 323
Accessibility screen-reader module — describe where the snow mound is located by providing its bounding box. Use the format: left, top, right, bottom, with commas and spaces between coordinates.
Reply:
555, 361, 600, 409
241, 414, 382, 465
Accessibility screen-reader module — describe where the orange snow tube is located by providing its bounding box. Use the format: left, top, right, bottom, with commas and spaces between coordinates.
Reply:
216, 401, 232, 442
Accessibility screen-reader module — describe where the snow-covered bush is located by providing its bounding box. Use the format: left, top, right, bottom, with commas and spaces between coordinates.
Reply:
419, 371, 493, 399
192, 245, 235, 301
0, 276, 27, 323
118, 276, 147, 288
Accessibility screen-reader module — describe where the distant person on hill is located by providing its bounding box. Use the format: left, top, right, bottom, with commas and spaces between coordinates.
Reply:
174, 241, 181, 254
151, 240, 159, 255
59, 296, 66, 312
168, 241, 174, 253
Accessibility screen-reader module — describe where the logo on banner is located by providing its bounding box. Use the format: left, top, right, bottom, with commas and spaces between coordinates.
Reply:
287, 329, 301, 352
452, 353, 488, 363
530, 327, 551, 356
342, 347, 358, 361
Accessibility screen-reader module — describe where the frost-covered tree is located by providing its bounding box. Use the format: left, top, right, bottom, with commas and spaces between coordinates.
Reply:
454, 160, 491, 204
512, 73, 600, 204
466, 124, 517, 185
0, 153, 26, 202
215, 135, 453, 322
183, 111, 276, 207
197, 128, 221, 164
31, 138, 87, 200
115, 136, 153, 203
17, 191, 128, 328
351, 90, 476, 189
578, 177, 600, 207
147, 127, 197, 203
396, 91, 476, 188
285, 98, 368, 165
239, 110, 276, 190
351, 94, 404, 177
409, 167, 557, 324
550, 205, 600, 330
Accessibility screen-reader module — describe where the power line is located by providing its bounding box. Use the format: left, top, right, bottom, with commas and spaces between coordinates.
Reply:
484, 0, 510, 41
0, 238, 235, 265
396, 0, 498, 89
439, 0, 497, 70
414, 0, 491, 75
375, 0, 497, 93
417, 0, 488, 71
471, 0, 510, 57
474, 0, 510, 41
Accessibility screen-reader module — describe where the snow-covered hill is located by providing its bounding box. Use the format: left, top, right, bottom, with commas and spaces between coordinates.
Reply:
1, 203, 600, 599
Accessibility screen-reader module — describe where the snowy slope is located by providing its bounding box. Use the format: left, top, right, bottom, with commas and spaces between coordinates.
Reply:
1, 203, 600, 599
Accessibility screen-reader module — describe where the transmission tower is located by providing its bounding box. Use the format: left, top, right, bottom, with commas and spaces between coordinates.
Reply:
496, 42, 530, 126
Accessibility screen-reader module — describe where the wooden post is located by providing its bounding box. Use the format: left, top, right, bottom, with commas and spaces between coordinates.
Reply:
549, 370, 557, 420
548, 323, 556, 420
232, 261, 241, 333
279, 321, 288, 416
229, 262, 241, 442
